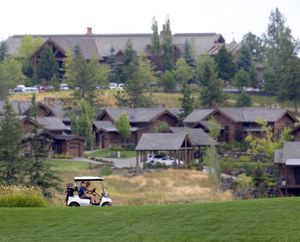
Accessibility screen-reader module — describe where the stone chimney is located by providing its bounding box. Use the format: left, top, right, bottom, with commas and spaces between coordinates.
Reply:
86, 27, 93, 35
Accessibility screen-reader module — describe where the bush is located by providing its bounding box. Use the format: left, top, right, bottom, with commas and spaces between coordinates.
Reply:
53, 153, 74, 159
0, 185, 47, 207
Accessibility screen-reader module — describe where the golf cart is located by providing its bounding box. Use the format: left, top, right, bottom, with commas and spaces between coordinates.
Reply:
65, 176, 112, 207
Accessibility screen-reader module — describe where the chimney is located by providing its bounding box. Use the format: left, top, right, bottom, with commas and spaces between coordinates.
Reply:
86, 27, 93, 35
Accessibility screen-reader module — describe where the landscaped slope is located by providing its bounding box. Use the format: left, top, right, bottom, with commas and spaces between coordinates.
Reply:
1, 198, 300, 241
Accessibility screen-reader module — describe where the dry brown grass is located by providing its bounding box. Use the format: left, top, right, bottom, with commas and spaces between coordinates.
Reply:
50, 164, 232, 206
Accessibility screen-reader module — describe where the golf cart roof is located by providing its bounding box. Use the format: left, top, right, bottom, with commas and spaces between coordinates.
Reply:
74, 176, 104, 181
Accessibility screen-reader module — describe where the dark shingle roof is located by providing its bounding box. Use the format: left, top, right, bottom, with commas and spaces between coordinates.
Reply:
183, 109, 214, 123
6, 32, 224, 59
170, 127, 218, 146
136, 133, 188, 151
35, 117, 70, 131
93, 120, 139, 132
43, 100, 70, 121
98, 108, 177, 123
0, 100, 32, 115
275, 142, 300, 164
218, 107, 295, 122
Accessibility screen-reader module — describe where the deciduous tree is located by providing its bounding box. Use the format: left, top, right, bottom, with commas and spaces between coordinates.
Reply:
115, 112, 131, 147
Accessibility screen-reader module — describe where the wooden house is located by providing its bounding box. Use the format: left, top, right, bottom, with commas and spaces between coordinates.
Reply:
94, 108, 179, 149
275, 142, 300, 195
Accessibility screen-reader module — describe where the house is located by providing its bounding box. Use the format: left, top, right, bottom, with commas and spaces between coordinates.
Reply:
275, 142, 300, 195
135, 132, 193, 166
0, 100, 53, 117
6, 29, 226, 74
94, 108, 179, 149
19, 116, 84, 157
184, 107, 297, 142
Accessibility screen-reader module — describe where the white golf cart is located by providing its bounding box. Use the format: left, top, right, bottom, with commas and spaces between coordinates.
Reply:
65, 176, 112, 207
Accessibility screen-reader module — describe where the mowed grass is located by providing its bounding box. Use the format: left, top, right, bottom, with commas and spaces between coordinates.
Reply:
1, 198, 300, 241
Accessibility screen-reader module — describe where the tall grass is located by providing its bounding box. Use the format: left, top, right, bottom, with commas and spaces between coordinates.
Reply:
0, 185, 47, 207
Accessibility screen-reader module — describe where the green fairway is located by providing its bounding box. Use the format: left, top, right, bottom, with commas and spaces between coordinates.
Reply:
1, 198, 300, 241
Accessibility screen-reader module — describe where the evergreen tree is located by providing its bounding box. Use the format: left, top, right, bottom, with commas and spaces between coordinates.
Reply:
179, 82, 194, 120
150, 17, 161, 70
17, 35, 43, 78
115, 112, 131, 147
26, 94, 60, 197
183, 40, 197, 70
214, 45, 236, 82
236, 91, 252, 107
173, 58, 193, 85
242, 32, 264, 62
35, 45, 59, 82
64, 46, 109, 105
0, 100, 23, 184
160, 70, 176, 93
161, 17, 174, 71
71, 99, 94, 150
198, 56, 227, 107
0, 58, 25, 98
115, 56, 155, 108
236, 44, 257, 86
263, 8, 300, 112
234, 69, 250, 90
0, 41, 8, 62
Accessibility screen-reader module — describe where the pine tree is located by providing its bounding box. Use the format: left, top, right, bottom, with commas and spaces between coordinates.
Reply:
179, 82, 194, 120
183, 40, 197, 70
150, 17, 161, 70
35, 45, 59, 82
214, 45, 236, 82
236, 91, 252, 107
115, 112, 131, 147
0, 41, 8, 62
0, 100, 23, 184
161, 17, 174, 71
26, 94, 60, 197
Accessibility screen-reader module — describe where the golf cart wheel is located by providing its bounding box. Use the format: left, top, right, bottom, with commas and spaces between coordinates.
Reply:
69, 202, 80, 207
102, 202, 112, 207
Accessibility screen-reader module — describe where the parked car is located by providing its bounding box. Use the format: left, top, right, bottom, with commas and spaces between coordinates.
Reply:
118, 83, 124, 90
14, 85, 26, 93
24, 87, 39, 93
146, 154, 184, 167
39, 85, 54, 92
109, 82, 118, 89
60, 83, 70, 91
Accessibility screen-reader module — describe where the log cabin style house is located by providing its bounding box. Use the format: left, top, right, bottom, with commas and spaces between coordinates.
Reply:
184, 107, 298, 142
94, 108, 179, 149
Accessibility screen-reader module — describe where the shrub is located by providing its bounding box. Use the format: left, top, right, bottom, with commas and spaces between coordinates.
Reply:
235, 174, 254, 199
0, 185, 47, 207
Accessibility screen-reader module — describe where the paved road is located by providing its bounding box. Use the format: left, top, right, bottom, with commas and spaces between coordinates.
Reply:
73, 157, 138, 168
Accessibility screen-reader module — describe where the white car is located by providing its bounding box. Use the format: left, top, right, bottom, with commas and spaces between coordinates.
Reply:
118, 83, 124, 90
60, 83, 70, 91
146, 154, 184, 167
66, 176, 112, 207
109, 82, 118, 89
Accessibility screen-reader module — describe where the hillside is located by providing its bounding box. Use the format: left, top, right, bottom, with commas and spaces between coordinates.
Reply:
1, 198, 300, 241
9, 90, 296, 110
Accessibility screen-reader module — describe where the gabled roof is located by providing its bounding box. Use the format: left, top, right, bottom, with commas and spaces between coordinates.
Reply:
6, 32, 225, 59
0, 100, 51, 116
275, 142, 300, 164
42, 100, 70, 121
170, 127, 218, 146
97, 108, 178, 123
217, 107, 297, 123
183, 109, 214, 124
136, 133, 191, 151
93, 120, 140, 132
35, 117, 70, 131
